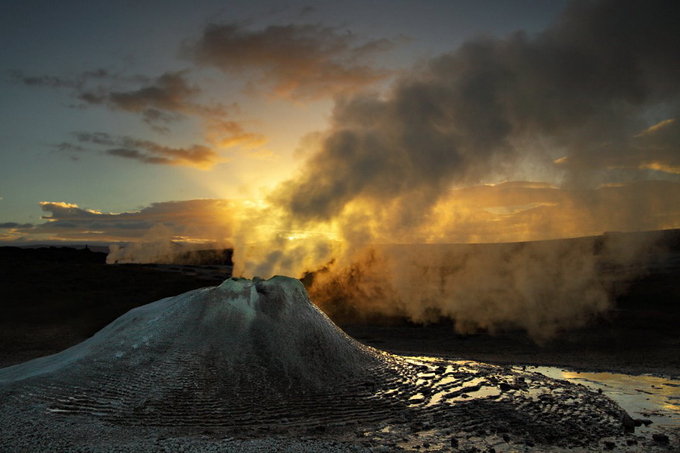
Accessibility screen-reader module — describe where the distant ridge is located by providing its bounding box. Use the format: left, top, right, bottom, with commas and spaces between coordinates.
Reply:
10, 243, 111, 253
0, 245, 107, 264
2, 228, 679, 267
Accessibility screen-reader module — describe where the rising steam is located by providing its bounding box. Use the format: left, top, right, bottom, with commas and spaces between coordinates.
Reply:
231, 0, 680, 340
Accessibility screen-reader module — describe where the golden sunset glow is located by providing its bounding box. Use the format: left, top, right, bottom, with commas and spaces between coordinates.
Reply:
1, 0, 678, 285
639, 161, 680, 175
2, 5, 680, 450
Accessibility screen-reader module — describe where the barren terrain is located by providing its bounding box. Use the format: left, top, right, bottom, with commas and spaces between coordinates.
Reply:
0, 240, 679, 451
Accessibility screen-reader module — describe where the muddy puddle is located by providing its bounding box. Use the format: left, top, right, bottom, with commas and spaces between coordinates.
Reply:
400, 357, 680, 433
527, 366, 680, 433
379, 357, 680, 451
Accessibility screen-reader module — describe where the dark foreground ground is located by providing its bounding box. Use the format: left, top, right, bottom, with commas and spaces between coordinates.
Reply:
1, 244, 679, 452
1, 244, 678, 378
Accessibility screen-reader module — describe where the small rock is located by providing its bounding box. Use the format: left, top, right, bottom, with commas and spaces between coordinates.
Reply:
450, 438, 459, 448
499, 383, 517, 392
652, 433, 669, 445
604, 440, 616, 450
622, 414, 636, 432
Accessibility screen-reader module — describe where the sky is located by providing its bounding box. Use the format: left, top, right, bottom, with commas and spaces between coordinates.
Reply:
1, 0, 679, 253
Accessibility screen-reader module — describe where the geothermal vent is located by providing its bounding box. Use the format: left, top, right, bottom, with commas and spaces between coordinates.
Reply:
0, 276, 635, 450
0, 276, 408, 428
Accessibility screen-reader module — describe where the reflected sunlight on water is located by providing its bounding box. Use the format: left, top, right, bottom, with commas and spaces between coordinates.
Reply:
401, 356, 680, 433
527, 366, 680, 432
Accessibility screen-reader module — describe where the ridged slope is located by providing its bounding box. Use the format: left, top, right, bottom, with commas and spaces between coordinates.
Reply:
0, 276, 407, 427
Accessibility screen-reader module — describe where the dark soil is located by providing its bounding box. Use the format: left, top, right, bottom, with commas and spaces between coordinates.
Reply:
0, 247, 223, 368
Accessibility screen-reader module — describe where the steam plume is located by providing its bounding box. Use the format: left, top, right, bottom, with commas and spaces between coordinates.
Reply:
237, 0, 680, 339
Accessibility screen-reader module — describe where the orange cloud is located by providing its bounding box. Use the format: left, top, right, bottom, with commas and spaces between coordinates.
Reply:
67, 133, 224, 169
189, 23, 395, 100
106, 143, 222, 169
20, 69, 267, 164
204, 119, 267, 149
78, 71, 267, 149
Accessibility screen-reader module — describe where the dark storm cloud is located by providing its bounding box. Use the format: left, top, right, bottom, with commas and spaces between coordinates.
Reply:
273, 0, 680, 226
188, 23, 395, 100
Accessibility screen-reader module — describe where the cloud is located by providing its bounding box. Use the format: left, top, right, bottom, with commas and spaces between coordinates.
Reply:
80, 71, 199, 114
0, 199, 242, 247
105, 143, 219, 168
78, 71, 202, 131
77, 71, 266, 147
188, 23, 395, 100
59, 133, 224, 169
203, 119, 267, 149
0, 222, 34, 229
39, 201, 101, 219
8, 68, 109, 89
9, 71, 82, 89
15, 69, 266, 155
9, 68, 148, 90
